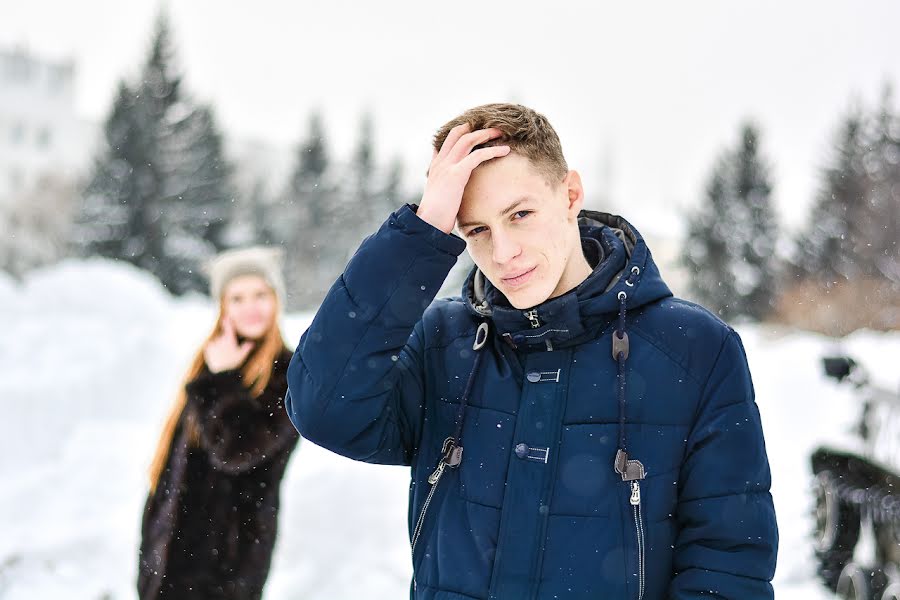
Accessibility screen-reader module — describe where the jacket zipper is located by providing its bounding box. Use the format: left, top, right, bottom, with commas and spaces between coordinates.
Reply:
524, 309, 541, 328
410, 459, 444, 594
411, 462, 443, 556
630, 480, 646, 600
411, 438, 460, 558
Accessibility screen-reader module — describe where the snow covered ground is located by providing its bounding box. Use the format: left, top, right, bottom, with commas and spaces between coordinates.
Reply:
1, 258, 898, 599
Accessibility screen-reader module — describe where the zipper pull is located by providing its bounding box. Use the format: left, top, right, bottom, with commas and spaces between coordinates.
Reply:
524, 309, 541, 328
428, 437, 462, 485
428, 461, 446, 485
630, 480, 642, 506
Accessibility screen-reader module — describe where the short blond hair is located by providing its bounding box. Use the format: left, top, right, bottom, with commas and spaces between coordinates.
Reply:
433, 103, 568, 183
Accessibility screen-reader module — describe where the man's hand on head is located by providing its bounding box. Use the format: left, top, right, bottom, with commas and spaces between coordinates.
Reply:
416, 123, 510, 234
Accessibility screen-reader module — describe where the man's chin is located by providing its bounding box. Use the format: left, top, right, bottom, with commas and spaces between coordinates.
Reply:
505, 288, 551, 310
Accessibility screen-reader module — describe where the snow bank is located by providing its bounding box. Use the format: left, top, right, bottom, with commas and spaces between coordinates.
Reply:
1, 258, 898, 599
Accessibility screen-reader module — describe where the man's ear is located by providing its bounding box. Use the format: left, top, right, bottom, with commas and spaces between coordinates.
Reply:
563, 170, 584, 218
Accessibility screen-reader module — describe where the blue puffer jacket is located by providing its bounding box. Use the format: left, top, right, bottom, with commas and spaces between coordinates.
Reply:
286, 204, 778, 599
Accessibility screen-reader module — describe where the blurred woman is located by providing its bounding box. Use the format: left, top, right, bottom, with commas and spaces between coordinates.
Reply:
138, 247, 300, 600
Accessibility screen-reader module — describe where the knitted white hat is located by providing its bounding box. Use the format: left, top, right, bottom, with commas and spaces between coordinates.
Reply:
206, 246, 286, 303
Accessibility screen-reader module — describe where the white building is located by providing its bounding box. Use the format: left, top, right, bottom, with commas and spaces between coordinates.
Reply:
0, 46, 94, 204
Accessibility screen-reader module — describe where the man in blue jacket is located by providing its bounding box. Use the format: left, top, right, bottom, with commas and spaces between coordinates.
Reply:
285, 103, 778, 599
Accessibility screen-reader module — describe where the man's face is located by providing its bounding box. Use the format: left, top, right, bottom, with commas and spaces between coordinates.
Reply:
456, 153, 585, 309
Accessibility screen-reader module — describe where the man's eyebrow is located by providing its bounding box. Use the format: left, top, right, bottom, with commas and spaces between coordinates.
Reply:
457, 197, 533, 230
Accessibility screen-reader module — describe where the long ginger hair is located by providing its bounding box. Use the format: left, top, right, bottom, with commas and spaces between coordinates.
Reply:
147, 285, 287, 493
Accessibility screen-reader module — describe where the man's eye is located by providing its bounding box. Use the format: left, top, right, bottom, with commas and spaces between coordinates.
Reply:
468, 226, 487, 236
513, 210, 532, 220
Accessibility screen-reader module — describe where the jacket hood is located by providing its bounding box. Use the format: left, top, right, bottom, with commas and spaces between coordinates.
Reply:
462, 210, 672, 349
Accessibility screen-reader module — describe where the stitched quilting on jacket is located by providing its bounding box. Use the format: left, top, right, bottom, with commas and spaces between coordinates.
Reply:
286, 204, 779, 600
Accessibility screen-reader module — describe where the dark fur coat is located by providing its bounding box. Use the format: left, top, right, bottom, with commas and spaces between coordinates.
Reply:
138, 348, 299, 600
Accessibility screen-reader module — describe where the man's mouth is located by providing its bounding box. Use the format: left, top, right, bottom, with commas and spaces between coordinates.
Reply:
501, 266, 537, 288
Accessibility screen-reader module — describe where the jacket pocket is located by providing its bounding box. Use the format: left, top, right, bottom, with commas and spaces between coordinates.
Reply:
538, 514, 625, 597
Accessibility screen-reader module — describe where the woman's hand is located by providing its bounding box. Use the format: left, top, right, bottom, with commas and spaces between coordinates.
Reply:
203, 318, 255, 373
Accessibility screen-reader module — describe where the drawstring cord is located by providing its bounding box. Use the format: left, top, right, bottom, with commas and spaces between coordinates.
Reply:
428, 321, 489, 483
614, 265, 647, 600
450, 322, 489, 452
413, 321, 490, 557
613, 266, 646, 482
616, 290, 629, 451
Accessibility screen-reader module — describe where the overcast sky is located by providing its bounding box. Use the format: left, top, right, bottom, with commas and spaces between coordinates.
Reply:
3, 0, 899, 236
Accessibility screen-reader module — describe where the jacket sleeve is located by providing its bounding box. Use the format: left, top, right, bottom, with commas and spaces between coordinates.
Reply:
185, 361, 299, 475
669, 329, 779, 599
285, 204, 467, 465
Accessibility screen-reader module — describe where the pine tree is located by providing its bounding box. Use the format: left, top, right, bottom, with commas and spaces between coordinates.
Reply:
732, 125, 779, 319
785, 91, 900, 333
75, 14, 180, 278
279, 111, 336, 308
290, 112, 330, 230
381, 156, 406, 216
341, 111, 377, 252
160, 104, 237, 294
794, 91, 900, 287
74, 13, 238, 296
168, 105, 235, 250
793, 108, 870, 282
867, 87, 900, 282
74, 82, 142, 259
682, 123, 779, 321
682, 162, 740, 318
241, 178, 273, 246
128, 13, 181, 278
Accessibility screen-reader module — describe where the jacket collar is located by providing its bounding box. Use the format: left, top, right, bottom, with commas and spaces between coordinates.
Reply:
462, 210, 672, 349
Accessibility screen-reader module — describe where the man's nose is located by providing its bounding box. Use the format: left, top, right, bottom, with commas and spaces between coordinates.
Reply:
492, 229, 522, 265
